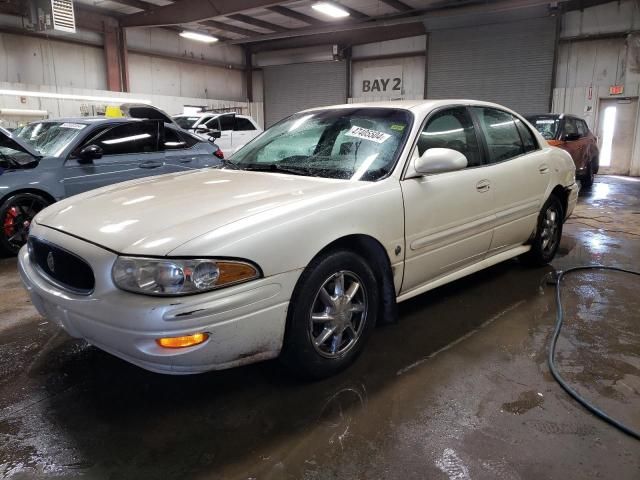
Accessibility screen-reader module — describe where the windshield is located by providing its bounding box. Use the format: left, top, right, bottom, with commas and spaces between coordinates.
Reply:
16, 121, 87, 156
231, 108, 412, 181
526, 115, 560, 140
173, 116, 201, 129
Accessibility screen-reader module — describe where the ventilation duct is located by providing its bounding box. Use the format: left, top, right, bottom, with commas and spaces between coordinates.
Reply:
33, 0, 76, 33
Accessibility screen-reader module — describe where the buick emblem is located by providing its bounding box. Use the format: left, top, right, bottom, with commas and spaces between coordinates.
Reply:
46, 251, 55, 273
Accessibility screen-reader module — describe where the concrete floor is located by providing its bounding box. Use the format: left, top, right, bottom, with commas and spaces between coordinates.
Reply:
1, 176, 639, 479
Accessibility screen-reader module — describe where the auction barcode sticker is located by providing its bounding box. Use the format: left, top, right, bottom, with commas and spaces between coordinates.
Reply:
345, 126, 391, 144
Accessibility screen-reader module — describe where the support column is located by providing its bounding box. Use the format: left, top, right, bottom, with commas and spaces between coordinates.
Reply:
104, 25, 129, 92
245, 47, 253, 102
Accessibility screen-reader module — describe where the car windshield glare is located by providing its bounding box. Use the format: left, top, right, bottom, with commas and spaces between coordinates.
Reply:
527, 115, 560, 140
231, 108, 412, 181
16, 121, 87, 157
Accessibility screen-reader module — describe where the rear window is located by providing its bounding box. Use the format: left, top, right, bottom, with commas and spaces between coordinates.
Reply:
173, 116, 201, 129
526, 116, 560, 140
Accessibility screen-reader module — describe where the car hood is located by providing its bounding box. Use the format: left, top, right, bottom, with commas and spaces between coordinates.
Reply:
35, 169, 360, 255
0, 127, 42, 160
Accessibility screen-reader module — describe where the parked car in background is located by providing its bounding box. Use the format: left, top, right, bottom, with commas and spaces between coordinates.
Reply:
173, 112, 262, 153
19, 100, 577, 378
0, 118, 222, 255
526, 113, 599, 187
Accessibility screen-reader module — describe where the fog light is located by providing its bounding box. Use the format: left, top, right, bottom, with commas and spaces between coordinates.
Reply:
156, 332, 209, 349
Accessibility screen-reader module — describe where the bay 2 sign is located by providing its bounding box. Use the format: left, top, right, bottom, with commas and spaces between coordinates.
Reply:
360, 66, 403, 96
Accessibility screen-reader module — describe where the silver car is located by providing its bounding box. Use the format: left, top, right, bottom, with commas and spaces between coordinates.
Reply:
0, 117, 222, 255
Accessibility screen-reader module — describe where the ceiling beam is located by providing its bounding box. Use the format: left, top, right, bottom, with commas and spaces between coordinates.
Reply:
227, 13, 289, 32
121, 0, 284, 27
110, 0, 157, 10
250, 22, 426, 52
333, 2, 369, 20
266, 6, 325, 25
379, 0, 413, 12
233, 0, 573, 45
200, 20, 262, 37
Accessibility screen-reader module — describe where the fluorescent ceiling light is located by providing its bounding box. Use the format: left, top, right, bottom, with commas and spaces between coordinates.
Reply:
0, 89, 151, 104
312, 2, 350, 18
180, 31, 219, 43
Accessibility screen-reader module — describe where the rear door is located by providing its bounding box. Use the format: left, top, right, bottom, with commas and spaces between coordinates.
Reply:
162, 126, 217, 170
62, 121, 167, 196
470, 107, 549, 255
231, 117, 260, 151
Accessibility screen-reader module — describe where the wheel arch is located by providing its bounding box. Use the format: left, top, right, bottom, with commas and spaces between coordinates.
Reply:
549, 184, 568, 219
303, 234, 398, 326
0, 188, 56, 206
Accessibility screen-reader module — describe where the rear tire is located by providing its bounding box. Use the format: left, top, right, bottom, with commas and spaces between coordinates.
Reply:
580, 161, 595, 188
521, 195, 563, 267
0, 193, 50, 256
280, 250, 378, 379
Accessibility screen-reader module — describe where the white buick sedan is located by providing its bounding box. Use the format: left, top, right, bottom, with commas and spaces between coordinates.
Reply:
19, 100, 578, 378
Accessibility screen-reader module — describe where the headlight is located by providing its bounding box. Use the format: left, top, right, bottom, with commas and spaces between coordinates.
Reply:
112, 257, 260, 296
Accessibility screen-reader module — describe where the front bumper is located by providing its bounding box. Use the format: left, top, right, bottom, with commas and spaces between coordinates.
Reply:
564, 182, 579, 220
19, 224, 302, 374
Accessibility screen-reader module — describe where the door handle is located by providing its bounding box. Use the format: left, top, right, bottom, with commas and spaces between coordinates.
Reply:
179, 157, 195, 163
539, 165, 550, 174
476, 180, 491, 193
139, 160, 163, 169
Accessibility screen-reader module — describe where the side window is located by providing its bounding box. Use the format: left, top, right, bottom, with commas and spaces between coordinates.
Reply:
472, 107, 524, 163
218, 116, 236, 131
91, 122, 158, 156
417, 107, 482, 167
563, 118, 578, 138
577, 120, 587, 137
235, 118, 257, 131
163, 127, 199, 150
514, 117, 538, 152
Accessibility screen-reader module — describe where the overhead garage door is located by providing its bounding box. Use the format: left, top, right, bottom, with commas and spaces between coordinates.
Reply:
264, 61, 347, 127
427, 17, 556, 115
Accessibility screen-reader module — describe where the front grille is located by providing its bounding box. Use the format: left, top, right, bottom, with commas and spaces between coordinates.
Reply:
28, 237, 95, 294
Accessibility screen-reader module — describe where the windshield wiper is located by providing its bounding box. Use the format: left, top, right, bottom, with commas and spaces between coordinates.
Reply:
215, 159, 241, 170
241, 163, 318, 177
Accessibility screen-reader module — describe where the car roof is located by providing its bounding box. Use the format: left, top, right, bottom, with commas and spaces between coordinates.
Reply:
173, 112, 252, 119
300, 99, 528, 117
31, 117, 137, 125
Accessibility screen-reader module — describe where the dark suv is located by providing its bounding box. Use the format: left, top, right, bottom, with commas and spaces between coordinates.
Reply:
526, 114, 599, 187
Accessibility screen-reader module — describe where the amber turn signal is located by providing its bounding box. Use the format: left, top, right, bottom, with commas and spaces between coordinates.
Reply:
547, 139, 562, 147
156, 332, 209, 349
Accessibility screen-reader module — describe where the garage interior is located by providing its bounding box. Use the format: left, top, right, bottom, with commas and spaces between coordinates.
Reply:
1, 0, 639, 478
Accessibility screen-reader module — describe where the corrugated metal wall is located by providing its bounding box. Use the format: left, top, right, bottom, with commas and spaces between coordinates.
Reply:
427, 17, 556, 115
263, 61, 347, 127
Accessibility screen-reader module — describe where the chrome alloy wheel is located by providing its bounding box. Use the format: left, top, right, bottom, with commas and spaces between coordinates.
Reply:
309, 270, 368, 359
541, 205, 560, 255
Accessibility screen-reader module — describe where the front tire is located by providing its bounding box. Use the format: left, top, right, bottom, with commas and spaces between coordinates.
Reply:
0, 193, 50, 256
521, 195, 563, 267
281, 250, 378, 379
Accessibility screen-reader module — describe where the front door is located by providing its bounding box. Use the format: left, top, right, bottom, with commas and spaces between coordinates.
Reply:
597, 97, 638, 175
401, 106, 494, 295
63, 121, 166, 196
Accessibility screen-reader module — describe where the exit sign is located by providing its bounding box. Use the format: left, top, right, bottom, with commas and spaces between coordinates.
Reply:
610, 85, 624, 95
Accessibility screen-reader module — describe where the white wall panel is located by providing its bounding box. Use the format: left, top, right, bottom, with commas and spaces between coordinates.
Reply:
0, 32, 107, 90
128, 53, 245, 101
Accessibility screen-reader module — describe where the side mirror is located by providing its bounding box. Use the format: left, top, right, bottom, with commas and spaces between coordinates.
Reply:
78, 144, 103, 163
208, 129, 222, 139
563, 133, 580, 141
414, 148, 468, 175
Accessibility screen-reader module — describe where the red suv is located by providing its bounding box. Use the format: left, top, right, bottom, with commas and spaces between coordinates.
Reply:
527, 114, 599, 187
